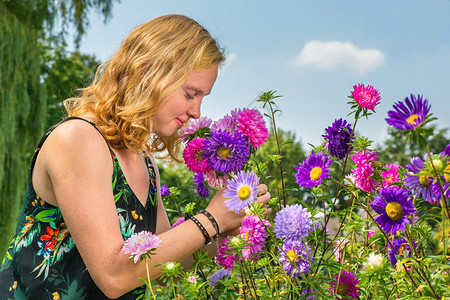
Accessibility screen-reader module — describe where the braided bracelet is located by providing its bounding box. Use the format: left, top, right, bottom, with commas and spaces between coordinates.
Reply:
190, 216, 212, 245
198, 210, 220, 239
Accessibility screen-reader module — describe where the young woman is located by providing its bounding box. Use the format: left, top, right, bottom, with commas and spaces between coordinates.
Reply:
0, 14, 270, 299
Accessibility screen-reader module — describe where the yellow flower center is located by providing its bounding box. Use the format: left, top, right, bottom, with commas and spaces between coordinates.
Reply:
385, 202, 403, 221
218, 148, 231, 159
419, 175, 430, 187
310, 167, 323, 181
287, 250, 299, 262
406, 114, 419, 125
398, 243, 407, 256
195, 151, 203, 161
238, 186, 251, 200
444, 165, 450, 183
337, 283, 349, 295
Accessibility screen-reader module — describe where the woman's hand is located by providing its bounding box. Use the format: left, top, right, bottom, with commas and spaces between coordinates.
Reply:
206, 184, 271, 237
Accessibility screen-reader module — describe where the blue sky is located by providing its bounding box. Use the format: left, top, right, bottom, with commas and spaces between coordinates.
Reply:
71, 0, 450, 149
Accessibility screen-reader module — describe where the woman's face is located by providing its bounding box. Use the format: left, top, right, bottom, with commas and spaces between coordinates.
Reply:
153, 65, 218, 138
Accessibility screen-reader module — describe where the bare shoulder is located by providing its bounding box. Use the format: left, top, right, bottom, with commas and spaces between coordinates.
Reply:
41, 118, 112, 176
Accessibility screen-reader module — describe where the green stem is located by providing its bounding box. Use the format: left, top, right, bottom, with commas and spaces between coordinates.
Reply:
145, 259, 157, 300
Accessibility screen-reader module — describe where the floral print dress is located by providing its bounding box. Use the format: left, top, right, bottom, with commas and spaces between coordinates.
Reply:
0, 117, 158, 300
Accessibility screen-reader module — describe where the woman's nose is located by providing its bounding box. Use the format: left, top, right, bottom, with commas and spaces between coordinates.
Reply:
188, 100, 201, 119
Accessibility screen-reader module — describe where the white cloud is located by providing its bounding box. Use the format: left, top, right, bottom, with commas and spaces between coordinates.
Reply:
296, 40, 384, 73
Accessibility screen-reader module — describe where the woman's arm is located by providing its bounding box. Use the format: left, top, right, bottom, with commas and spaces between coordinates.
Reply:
40, 121, 267, 298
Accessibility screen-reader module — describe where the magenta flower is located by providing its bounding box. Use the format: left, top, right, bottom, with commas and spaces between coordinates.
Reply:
351, 83, 381, 110
329, 270, 361, 299
240, 214, 271, 260
123, 231, 161, 263
350, 150, 379, 193
385, 94, 431, 131
171, 217, 186, 229
216, 237, 240, 270
295, 150, 332, 188
381, 163, 400, 188
231, 108, 269, 149
179, 116, 212, 142
274, 204, 312, 242
224, 170, 259, 213
371, 187, 417, 235
183, 137, 211, 174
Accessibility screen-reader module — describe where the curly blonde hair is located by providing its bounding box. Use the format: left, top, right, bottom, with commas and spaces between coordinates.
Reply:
64, 14, 225, 161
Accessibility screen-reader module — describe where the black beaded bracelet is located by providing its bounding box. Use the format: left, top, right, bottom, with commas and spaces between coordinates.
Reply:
190, 216, 212, 245
198, 210, 220, 238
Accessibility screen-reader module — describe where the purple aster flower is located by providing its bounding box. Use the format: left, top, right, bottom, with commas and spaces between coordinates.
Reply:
404, 156, 439, 204
322, 118, 353, 159
371, 187, 417, 235
171, 217, 186, 229
240, 214, 271, 260
224, 170, 259, 213
295, 150, 332, 188
442, 144, 450, 159
385, 94, 431, 131
193, 173, 210, 198
388, 236, 416, 267
183, 137, 211, 174
351, 83, 381, 110
329, 270, 361, 299
160, 184, 171, 197
209, 269, 232, 287
211, 114, 237, 133
179, 116, 212, 142
231, 108, 269, 149
123, 231, 161, 263
202, 130, 250, 174
431, 181, 450, 202
279, 240, 313, 277
216, 237, 240, 270
274, 204, 312, 242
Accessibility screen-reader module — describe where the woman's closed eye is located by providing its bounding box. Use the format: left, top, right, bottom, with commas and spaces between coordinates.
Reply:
185, 92, 195, 100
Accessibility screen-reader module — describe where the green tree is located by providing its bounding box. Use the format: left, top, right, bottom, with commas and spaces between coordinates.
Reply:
0, 0, 117, 258
377, 126, 449, 166
41, 37, 100, 129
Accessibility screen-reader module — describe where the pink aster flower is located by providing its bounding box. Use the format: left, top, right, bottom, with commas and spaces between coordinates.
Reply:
240, 214, 271, 260
330, 270, 361, 299
183, 137, 211, 174
351, 83, 381, 110
171, 217, 186, 229
179, 116, 212, 142
381, 163, 400, 188
231, 108, 269, 148
203, 169, 229, 188
123, 231, 161, 263
350, 150, 379, 193
216, 237, 240, 270
211, 114, 237, 133
333, 238, 349, 263
187, 275, 199, 283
